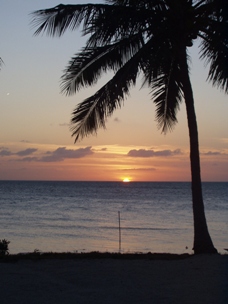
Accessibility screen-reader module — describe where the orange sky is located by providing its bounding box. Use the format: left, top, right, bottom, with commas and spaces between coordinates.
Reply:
0, 0, 227, 182
0, 142, 227, 181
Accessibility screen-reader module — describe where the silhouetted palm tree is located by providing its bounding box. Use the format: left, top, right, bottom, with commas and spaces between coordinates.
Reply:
32, 0, 227, 254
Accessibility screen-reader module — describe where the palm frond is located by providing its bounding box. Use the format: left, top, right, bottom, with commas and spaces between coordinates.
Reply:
31, 3, 153, 39
33, 0, 228, 143
106, 0, 166, 10
200, 36, 228, 92
70, 53, 140, 142
152, 64, 183, 133
61, 33, 143, 94
84, 4, 158, 45
199, 4, 228, 92
31, 4, 108, 36
139, 35, 183, 133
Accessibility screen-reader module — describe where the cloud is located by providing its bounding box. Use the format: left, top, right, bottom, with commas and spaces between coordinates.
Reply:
93, 147, 107, 152
0, 147, 37, 157
127, 149, 182, 158
114, 117, 121, 123
15, 157, 39, 162
20, 140, 30, 143
0, 146, 94, 163
16, 148, 37, 156
40, 146, 94, 162
0, 149, 12, 156
203, 151, 223, 156
121, 167, 156, 172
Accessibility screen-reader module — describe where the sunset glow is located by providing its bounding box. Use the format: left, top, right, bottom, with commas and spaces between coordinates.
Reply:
0, 1, 227, 182
123, 178, 131, 182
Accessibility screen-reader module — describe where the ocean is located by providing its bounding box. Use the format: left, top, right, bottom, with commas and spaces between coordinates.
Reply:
0, 181, 227, 254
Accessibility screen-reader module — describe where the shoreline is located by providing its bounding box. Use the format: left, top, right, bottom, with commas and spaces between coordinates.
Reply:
1, 251, 193, 262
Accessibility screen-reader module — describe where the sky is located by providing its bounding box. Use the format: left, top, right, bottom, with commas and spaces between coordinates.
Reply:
0, 0, 227, 182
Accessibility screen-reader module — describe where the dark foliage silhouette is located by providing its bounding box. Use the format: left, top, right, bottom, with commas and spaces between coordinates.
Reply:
0, 239, 10, 256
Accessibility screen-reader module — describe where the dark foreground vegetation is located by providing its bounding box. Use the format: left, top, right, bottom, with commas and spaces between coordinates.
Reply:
0, 251, 194, 263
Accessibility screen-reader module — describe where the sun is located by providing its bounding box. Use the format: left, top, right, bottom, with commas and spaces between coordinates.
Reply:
122, 178, 131, 182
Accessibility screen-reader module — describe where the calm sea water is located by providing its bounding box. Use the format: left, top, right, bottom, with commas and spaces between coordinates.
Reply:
0, 181, 227, 254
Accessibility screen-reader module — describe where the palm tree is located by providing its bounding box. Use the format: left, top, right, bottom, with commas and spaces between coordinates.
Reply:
32, 0, 227, 254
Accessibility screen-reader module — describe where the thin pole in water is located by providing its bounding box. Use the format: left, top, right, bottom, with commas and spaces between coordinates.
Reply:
118, 211, 121, 253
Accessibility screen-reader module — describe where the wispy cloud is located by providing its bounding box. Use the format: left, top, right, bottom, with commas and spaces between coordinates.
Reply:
114, 117, 121, 123
93, 147, 107, 152
0, 146, 94, 163
204, 151, 222, 156
127, 148, 182, 158
202, 151, 228, 156
40, 146, 94, 162
0, 149, 12, 156
120, 167, 156, 172
15, 157, 39, 162
16, 148, 37, 156
0, 147, 37, 157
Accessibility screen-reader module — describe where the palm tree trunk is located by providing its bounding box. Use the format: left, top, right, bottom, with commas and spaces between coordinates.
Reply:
179, 48, 217, 254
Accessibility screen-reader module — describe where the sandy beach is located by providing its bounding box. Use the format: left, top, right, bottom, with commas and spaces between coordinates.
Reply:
1, 254, 228, 304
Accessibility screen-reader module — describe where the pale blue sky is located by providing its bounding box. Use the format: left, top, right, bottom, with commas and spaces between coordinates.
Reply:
0, 1, 227, 181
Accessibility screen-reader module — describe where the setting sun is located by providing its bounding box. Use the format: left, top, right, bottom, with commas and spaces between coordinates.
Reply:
123, 178, 131, 182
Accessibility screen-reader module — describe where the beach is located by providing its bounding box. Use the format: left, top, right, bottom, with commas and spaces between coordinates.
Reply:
1, 254, 228, 304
